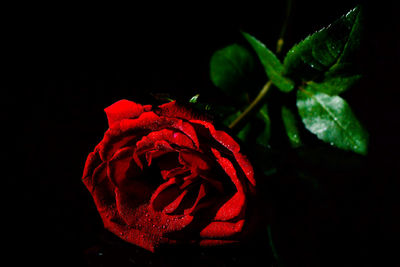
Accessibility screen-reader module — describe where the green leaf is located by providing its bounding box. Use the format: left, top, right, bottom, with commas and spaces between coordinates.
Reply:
296, 86, 368, 155
189, 94, 200, 104
256, 104, 271, 147
283, 6, 362, 88
281, 106, 302, 148
237, 123, 252, 142
306, 74, 361, 95
335, 7, 363, 66
210, 44, 255, 92
242, 32, 294, 92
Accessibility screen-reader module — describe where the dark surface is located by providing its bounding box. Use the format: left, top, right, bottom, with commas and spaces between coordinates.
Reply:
4, 1, 400, 266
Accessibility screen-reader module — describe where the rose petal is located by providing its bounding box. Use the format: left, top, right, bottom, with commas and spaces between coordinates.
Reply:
87, 161, 115, 209
163, 190, 189, 214
157, 101, 211, 122
184, 183, 207, 215
178, 150, 210, 171
104, 99, 152, 127
190, 120, 240, 153
213, 192, 245, 221
136, 129, 195, 153
109, 201, 194, 251
200, 175, 224, 193
107, 147, 137, 187
160, 166, 188, 180
179, 172, 198, 189
98, 111, 160, 161
99, 112, 199, 161
82, 149, 102, 185
200, 220, 245, 239
234, 153, 256, 186
144, 141, 174, 166
107, 224, 157, 252
211, 148, 243, 193
170, 119, 199, 148
149, 178, 180, 211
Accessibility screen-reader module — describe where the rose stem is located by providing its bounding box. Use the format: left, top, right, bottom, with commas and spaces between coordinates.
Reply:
276, 0, 294, 54
229, 80, 272, 130
228, 0, 294, 131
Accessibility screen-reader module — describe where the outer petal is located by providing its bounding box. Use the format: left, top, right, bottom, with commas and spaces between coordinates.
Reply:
82, 150, 115, 209
82, 150, 102, 190
103, 200, 193, 252
233, 153, 256, 186
211, 148, 243, 193
107, 147, 137, 187
156, 101, 211, 122
104, 99, 152, 127
191, 120, 255, 186
110, 195, 194, 252
190, 120, 240, 153
213, 192, 245, 221
200, 220, 245, 239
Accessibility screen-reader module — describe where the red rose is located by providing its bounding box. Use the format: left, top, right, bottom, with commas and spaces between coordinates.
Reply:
82, 99, 256, 252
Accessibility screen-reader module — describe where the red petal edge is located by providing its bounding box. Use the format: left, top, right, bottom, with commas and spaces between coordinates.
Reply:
157, 101, 212, 122
104, 99, 152, 127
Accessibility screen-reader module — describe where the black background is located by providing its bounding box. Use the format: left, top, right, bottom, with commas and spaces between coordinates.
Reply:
4, 0, 400, 266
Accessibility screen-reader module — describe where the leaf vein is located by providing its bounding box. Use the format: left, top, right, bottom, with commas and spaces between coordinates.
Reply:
300, 87, 358, 148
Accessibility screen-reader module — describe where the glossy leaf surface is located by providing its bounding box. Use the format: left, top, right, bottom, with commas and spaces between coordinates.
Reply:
296, 86, 368, 155
242, 32, 294, 92
283, 6, 362, 93
281, 106, 302, 148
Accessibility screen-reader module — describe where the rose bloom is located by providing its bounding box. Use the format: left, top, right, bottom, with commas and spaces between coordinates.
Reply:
82, 99, 257, 252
